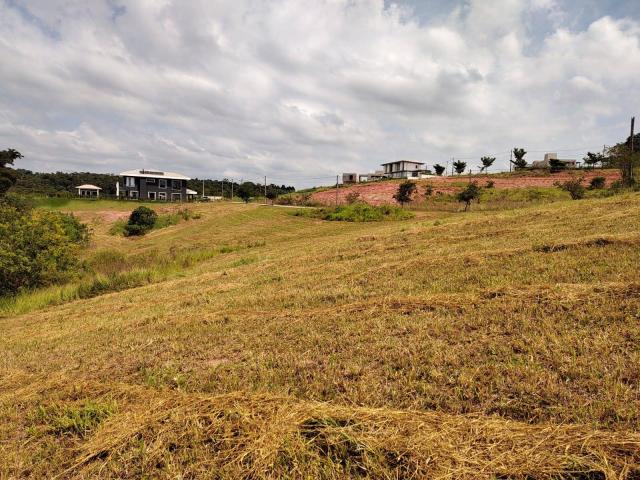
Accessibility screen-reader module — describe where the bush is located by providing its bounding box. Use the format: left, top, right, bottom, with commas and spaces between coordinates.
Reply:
0, 202, 89, 296
124, 206, 157, 236
393, 181, 416, 206
345, 191, 361, 204
485, 180, 495, 189
589, 176, 606, 190
558, 178, 585, 200
293, 203, 413, 222
456, 182, 481, 211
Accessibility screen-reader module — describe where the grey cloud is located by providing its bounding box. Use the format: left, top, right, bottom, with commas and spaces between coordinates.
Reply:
1, 0, 639, 186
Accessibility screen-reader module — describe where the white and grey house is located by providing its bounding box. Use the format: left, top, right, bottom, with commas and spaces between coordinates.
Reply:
118, 169, 191, 201
380, 160, 427, 179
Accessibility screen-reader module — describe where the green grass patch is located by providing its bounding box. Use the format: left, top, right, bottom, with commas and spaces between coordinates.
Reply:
293, 204, 414, 222
31, 400, 116, 438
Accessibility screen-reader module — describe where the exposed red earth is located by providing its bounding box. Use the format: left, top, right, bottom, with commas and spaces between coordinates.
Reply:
310, 170, 621, 206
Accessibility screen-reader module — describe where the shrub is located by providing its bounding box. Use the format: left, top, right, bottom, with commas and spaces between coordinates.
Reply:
124, 206, 157, 236
345, 191, 361, 204
0, 203, 89, 296
589, 176, 606, 190
393, 181, 416, 206
558, 178, 585, 200
485, 180, 495, 189
424, 184, 434, 196
456, 182, 481, 211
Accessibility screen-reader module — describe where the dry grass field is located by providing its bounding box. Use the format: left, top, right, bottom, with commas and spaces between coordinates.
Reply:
1, 193, 640, 478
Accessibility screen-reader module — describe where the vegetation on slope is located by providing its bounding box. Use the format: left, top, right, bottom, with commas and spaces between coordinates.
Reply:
1, 194, 640, 478
293, 203, 414, 222
0, 198, 89, 296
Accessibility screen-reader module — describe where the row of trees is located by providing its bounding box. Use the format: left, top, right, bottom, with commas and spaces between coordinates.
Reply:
428, 148, 618, 176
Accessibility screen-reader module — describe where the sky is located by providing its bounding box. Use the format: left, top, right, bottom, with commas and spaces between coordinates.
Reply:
1, 0, 639, 187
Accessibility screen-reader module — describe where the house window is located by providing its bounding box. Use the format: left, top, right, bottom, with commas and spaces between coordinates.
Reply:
125, 177, 135, 187
171, 193, 182, 202
159, 179, 167, 189
129, 191, 138, 199
158, 192, 166, 201
146, 178, 156, 184
171, 180, 181, 190
148, 192, 156, 200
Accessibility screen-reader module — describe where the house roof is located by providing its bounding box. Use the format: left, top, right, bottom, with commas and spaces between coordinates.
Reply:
186, 189, 198, 195
119, 168, 191, 180
380, 160, 425, 166
75, 184, 102, 190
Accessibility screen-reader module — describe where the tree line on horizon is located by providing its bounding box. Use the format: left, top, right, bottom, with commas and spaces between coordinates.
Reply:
3, 167, 295, 198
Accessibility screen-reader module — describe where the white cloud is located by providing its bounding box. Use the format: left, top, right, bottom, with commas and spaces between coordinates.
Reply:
0, 0, 639, 185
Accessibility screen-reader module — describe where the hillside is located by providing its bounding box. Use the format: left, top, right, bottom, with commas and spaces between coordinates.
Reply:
1, 194, 640, 478
311, 169, 621, 205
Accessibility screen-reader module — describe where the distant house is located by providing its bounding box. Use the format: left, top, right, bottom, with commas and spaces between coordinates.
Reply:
186, 188, 198, 201
381, 160, 427, 179
76, 184, 102, 198
359, 170, 386, 182
342, 173, 358, 184
531, 153, 578, 169
119, 169, 191, 201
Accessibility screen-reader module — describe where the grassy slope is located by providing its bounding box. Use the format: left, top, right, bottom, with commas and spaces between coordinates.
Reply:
1, 196, 640, 478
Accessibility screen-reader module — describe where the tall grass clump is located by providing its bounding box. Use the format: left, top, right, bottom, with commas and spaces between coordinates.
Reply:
293, 203, 414, 222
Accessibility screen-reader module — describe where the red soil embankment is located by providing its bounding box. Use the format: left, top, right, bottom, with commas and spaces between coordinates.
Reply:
310, 170, 621, 206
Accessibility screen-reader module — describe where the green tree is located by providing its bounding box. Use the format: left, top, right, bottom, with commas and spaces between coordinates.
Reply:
456, 181, 481, 211
511, 148, 527, 169
237, 182, 253, 203
583, 152, 604, 169
393, 181, 416, 206
266, 188, 278, 204
453, 160, 467, 175
0, 149, 23, 196
480, 156, 495, 173
608, 140, 639, 187
433, 164, 446, 176
549, 158, 566, 173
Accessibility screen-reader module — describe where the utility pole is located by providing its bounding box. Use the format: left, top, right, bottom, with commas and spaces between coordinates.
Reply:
230, 179, 234, 202
335, 175, 339, 206
202, 179, 205, 197
630, 117, 635, 182
221, 180, 224, 200
264, 176, 267, 205
509, 149, 513, 173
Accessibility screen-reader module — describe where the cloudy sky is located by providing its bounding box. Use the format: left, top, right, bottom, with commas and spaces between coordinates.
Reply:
1, 0, 639, 187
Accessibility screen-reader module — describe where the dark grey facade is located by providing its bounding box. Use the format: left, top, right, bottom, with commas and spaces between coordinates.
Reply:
120, 174, 188, 201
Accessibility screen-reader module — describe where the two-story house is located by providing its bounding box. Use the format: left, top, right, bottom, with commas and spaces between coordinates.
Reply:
381, 160, 427, 179
119, 169, 191, 201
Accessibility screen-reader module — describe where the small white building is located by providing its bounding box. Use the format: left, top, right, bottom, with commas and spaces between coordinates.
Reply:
186, 188, 198, 201
76, 184, 102, 198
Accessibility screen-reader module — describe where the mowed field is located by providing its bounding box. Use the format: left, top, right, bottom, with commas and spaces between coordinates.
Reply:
311, 169, 621, 206
1, 193, 640, 478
